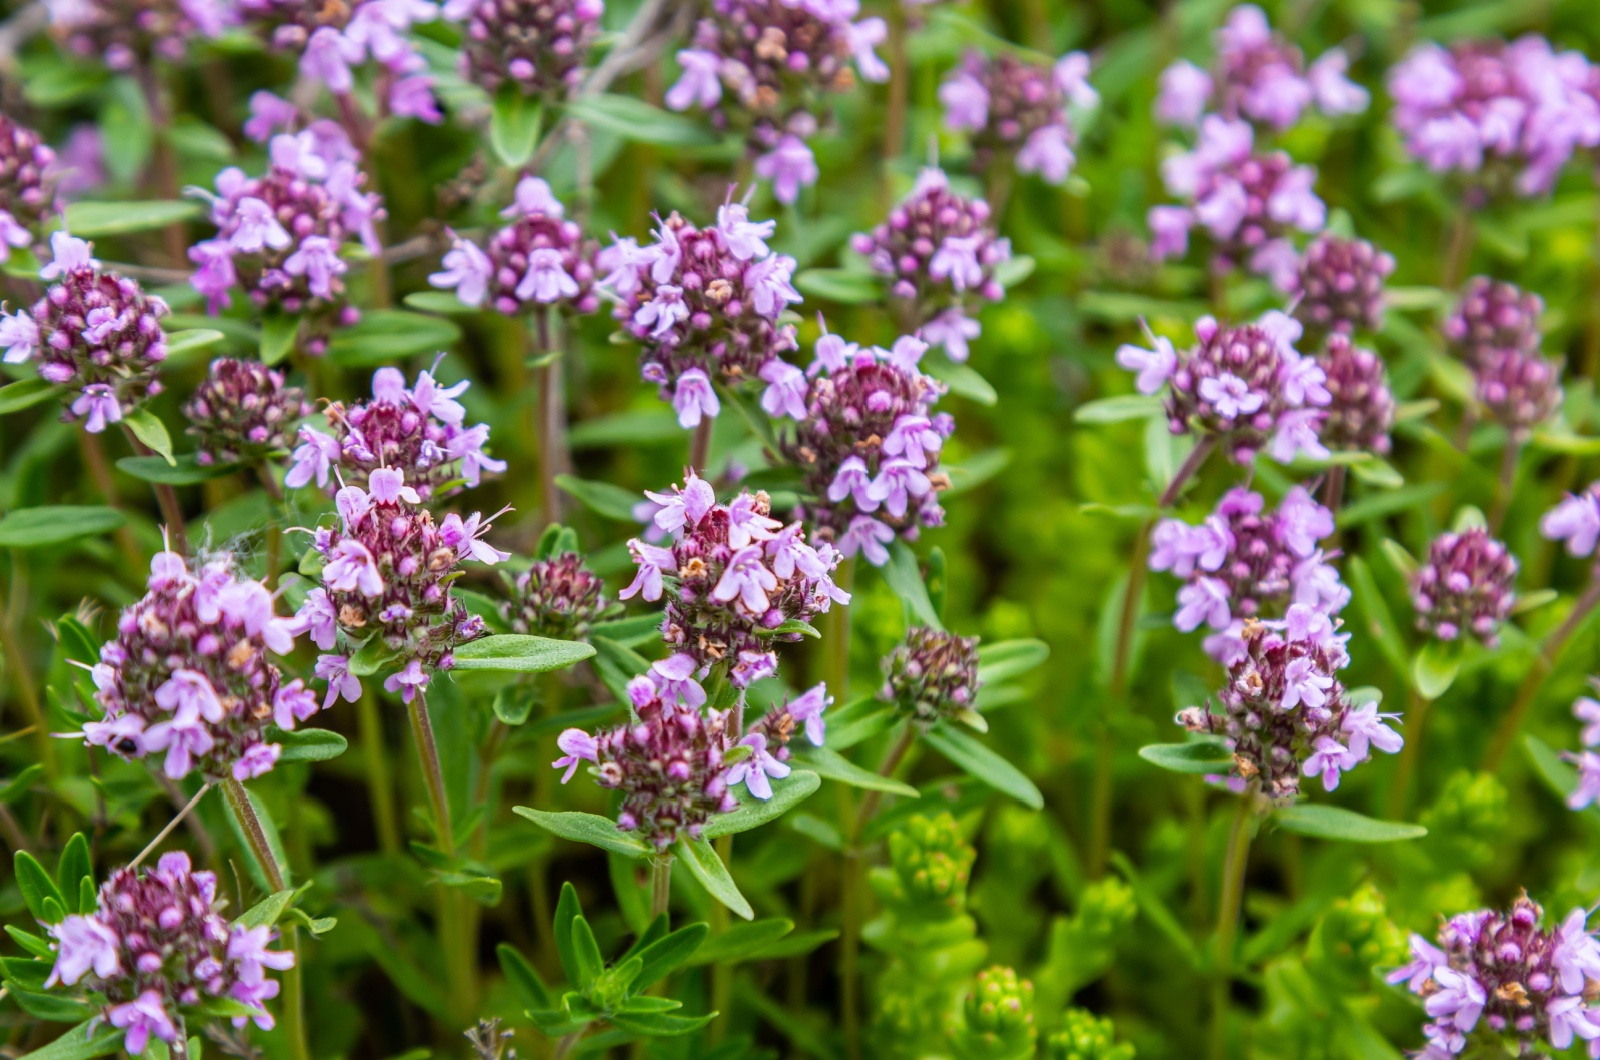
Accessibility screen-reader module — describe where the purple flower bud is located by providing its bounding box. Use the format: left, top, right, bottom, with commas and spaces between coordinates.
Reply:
880, 626, 981, 726
1291, 235, 1396, 337
1412, 529, 1518, 647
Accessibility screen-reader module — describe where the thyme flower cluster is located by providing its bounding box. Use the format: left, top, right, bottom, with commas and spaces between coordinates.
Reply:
286, 366, 505, 500
1, 233, 170, 433
940, 49, 1097, 185
777, 332, 954, 564
46, 852, 294, 1054
623, 471, 849, 688
84, 548, 311, 783
599, 203, 802, 429
1177, 606, 1401, 800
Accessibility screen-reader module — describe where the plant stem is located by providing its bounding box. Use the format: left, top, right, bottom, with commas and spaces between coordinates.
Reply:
357, 690, 401, 856
0, 558, 54, 779
822, 558, 858, 700
221, 778, 309, 1060
120, 424, 187, 553
1387, 688, 1432, 820
650, 856, 672, 921
407, 689, 455, 855
1090, 435, 1216, 875
1441, 211, 1476, 290
1483, 576, 1600, 770
405, 690, 477, 1027
78, 432, 143, 569
256, 464, 285, 588
134, 63, 187, 266
880, 1, 909, 204
1209, 790, 1258, 1060
688, 416, 713, 475
1488, 441, 1521, 536
851, 723, 915, 842
710, 834, 733, 1044
535, 310, 565, 526
1322, 464, 1346, 515
130, 783, 212, 869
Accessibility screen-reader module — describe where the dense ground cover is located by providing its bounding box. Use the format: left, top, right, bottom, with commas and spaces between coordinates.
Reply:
8, 0, 1600, 1057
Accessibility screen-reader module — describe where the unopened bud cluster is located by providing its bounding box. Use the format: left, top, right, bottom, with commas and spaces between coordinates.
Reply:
184, 358, 310, 466
502, 551, 616, 641
1411, 528, 1518, 646
880, 625, 982, 727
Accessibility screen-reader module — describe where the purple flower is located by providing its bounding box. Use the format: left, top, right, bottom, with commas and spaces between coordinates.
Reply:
672, 367, 720, 429
1569, 751, 1600, 810
325, 539, 384, 597
839, 514, 895, 566
760, 359, 807, 420
1386, 935, 1448, 991
666, 49, 723, 111
929, 235, 985, 291
383, 658, 429, 704
787, 683, 830, 746
939, 71, 990, 130
1116, 335, 1177, 394
1308, 49, 1368, 115
635, 284, 688, 341
1542, 487, 1600, 557
1302, 735, 1354, 791
517, 247, 580, 303
650, 653, 707, 708
1016, 123, 1076, 184
1340, 702, 1403, 759
1156, 59, 1213, 125
244, 91, 297, 142
552, 727, 598, 783
315, 654, 362, 711
1576, 695, 1600, 747
745, 254, 803, 318
922, 308, 981, 363
716, 202, 775, 261
46, 914, 121, 987
154, 669, 225, 723
0, 310, 39, 362
713, 545, 779, 614
754, 135, 819, 205
1198, 373, 1263, 419
727, 731, 791, 799
1424, 966, 1485, 1036
1175, 577, 1231, 632
71, 384, 122, 433
866, 458, 932, 519
283, 235, 346, 299
428, 233, 493, 307
439, 511, 509, 564
109, 990, 179, 1056
143, 702, 216, 779
847, 16, 889, 83
233, 741, 281, 780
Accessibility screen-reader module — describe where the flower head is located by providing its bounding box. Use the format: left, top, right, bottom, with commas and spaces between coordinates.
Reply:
1411, 529, 1518, 646
941, 50, 1094, 185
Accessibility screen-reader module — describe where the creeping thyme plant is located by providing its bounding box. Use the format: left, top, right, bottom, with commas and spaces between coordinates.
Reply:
14, 1, 1600, 1057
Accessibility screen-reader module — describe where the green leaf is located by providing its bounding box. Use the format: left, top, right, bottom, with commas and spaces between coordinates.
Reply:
923, 358, 997, 406
684, 918, 793, 966
0, 377, 64, 415
792, 268, 883, 305
437, 871, 503, 905
1412, 640, 1461, 701
348, 635, 400, 678
14, 1021, 123, 1059
1273, 804, 1427, 843
592, 636, 654, 704
824, 697, 898, 751
1073, 394, 1163, 424
570, 915, 603, 989
122, 408, 174, 465
63, 200, 200, 236
326, 310, 463, 366
6, 985, 93, 1021
755, 618, 820, 639
7, 925, 55, 959
556, 474, 646, 521
883, 541, 943, 630
497, 942, 552, 1010
1137, 739, 1235, 775
402, 290, 477, 316
162, 329, 226, 363
941, 450, 1012, 498
792, 746, 919, 797
632, 922, 708, 990
921, 725, 1043, 809
3, 955, 50, 990
700, 770, 820, 838
235, 889, 295, 930
259, 310, 300, 366
1347, 556, 1410, 683
590, 613, 665, 646
976, 639, 1050, 685
452, 634, 596, 673
552, 882, 584, 986
55, 834, 91, 915
513, 807, 653, 858
15, 850, 66, 922
490, 84, 544, 167
569, 410, 684, 449
116, 453, 239, 485
271, 727, 349, 763
564, 95, 720, 146
492, 687, 534, 726
0, 764, 44, 804
992, 254, 1036, 288
606, 1010, 718, 1036
1525, 733, 1586, 809
1337, 483, 1448, 529
675, 838, 753, 920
